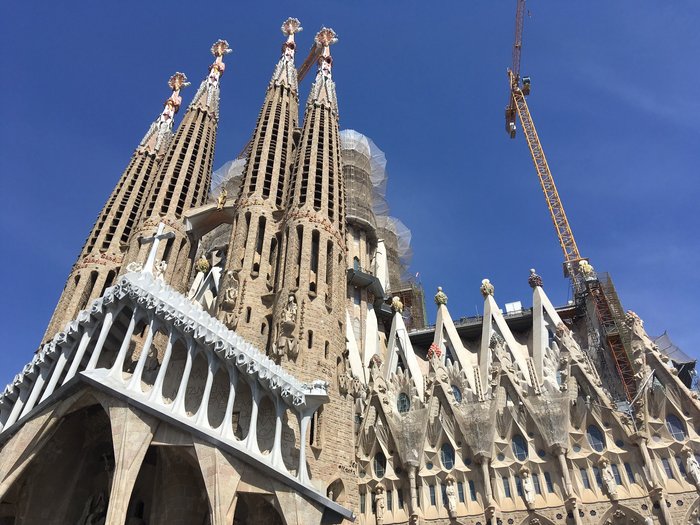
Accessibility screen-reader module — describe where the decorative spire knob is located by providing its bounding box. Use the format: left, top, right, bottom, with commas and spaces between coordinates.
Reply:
480, 279, 494, 298
391, 296, 404, 314
528, 268, 543, 289
315, 27, 338, 49
281, 17, 303, 36
165, 72, 189, 113
211, 39, 232, 58
434, 286, 448, 306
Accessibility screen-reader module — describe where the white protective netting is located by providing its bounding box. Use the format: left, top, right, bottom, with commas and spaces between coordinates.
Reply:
209, 158, 246, 196
340, 130, 413, 279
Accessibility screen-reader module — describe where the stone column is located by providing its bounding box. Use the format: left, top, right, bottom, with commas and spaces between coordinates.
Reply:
86, 308, 116, 370
148, 330, 176, 404
194, 439, 242, 525
127, 316, 157, 392
104, 403, 158, 525
107, 309, 140, 381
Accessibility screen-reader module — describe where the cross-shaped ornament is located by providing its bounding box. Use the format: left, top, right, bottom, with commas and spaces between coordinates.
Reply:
140, 223, 175, 274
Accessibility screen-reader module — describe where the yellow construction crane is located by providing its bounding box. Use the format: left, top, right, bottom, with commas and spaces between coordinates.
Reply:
505, 0, 638, 403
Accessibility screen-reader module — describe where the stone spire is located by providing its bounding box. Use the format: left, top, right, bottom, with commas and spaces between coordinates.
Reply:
125, 41, 231, 291
138, 72, 190, 156
269, 27, 356, 507
307, 28, 339, 113
41, 74, 189, 342
217, 19, 302, 347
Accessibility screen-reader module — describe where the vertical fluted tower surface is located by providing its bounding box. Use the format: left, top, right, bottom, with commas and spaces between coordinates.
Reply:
218, 18, 302, 348
271, 28, 356, 507
125, 41, 230, 291
42, 74, 188, 342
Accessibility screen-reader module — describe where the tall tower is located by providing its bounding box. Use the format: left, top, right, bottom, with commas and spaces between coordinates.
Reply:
42, 73, 188, 341
125, 40, 230, 290
271, 28, 356, 502
218, 18, 303, 348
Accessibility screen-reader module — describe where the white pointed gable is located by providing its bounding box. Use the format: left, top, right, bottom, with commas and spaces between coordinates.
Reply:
385, 312, 424, 401
433, 303, 476, 388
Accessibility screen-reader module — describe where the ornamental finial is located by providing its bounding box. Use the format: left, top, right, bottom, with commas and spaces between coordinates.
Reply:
528, 268, 543, 289
209, 39, 231, 82
391, 296, 404, 314
165, 72, 189, 113
315, 27, 338, 50
281, 17, 303, 37
480, 279, 495, 298
434, 286, 448, 306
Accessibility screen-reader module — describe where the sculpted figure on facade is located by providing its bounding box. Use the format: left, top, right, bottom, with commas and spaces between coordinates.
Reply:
216, 188, 227, 210
219, 270, 239, 329
374, 483, 386, 524
480, 278, 494, 298
521, 466, 536, 507
599, 457, 618, 499
281, 294, 298, 324
685, 448, 700, 487
445, 475, 458, 516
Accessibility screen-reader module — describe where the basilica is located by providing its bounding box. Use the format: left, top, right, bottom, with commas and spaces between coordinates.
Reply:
0, 16, 698, 525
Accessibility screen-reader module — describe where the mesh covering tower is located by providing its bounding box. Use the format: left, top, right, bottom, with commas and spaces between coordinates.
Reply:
124, 41, 231, 291
218, 18, 303, 348
270, 27, 357, 506
341, 130, 380, 355
42, 74, 188, 342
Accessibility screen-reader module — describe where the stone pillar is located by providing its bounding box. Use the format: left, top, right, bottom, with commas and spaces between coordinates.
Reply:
104, 403, 158, 525
193, 439, 242, 525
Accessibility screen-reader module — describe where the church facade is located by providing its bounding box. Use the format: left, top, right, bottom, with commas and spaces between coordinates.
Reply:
1, 17, 699, 525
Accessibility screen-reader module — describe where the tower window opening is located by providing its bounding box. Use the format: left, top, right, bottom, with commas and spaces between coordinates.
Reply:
295, 226, 303, 288
245, 307, 251, 323
307, 330, 313, 349
309, 230, 319, 293
162, 236, 174, 263
324, 341, 330, 359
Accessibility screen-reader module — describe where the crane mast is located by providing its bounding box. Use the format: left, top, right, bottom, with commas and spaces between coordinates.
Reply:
504, 1, 638, 403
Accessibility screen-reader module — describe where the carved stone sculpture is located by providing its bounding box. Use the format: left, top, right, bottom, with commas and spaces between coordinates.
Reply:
434, 286, 448, 306
520, 467, 536, 507
375, 484, 386, 524
281, 294, 298, 325
445, 476, 458, 516
391, 296, 404, 313
685, 448, 700, 487
216, 188, 227, 210
480, 279, 494, 298
599, 457, 618, 499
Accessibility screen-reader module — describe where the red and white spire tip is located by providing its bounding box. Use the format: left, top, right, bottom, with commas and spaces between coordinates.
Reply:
314, 27, 337, 76
281, 17, 303, 58
209, 39, 232, 81
165, 72, 190, 113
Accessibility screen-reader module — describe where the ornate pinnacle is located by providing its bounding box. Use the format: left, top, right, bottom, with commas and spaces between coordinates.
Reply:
434, 286, 448, 306
480, 279, 495, 298
315, 27, 338, 53
165, 72, 189, 112
528, 268, 543, 289
211, 39, 232, 58
315, 27, 338, 47
281, 17, 303, 36
391, 296, 404, 314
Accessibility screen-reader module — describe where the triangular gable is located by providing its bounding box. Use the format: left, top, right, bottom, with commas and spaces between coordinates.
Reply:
433, 304, 476, 388
480, 295, 530, 391
345, 310, 368, 384
532, 285, 563, 381
385, 312, 424, 401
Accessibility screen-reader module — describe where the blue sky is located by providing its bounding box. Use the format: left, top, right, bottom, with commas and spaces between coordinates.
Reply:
0, 1, 698, 386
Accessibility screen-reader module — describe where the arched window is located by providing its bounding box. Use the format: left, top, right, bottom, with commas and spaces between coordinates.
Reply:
512, 435, 528, 461
374, 452, 386, 478
397, 393, 410, 414
666, 414, 686, 441
586, 424, 606, 452
452, 385, 462, 403
441, 442, 455, 469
